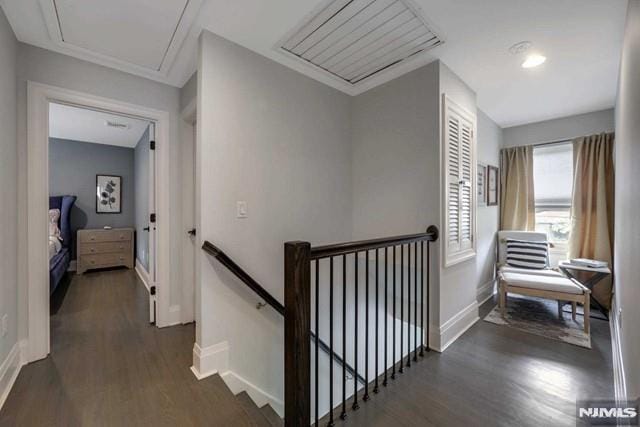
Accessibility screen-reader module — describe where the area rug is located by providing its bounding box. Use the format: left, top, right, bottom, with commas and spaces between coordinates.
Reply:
483, 296, 591, 348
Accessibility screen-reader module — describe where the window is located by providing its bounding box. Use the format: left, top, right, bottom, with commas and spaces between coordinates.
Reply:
443, 96, 476, 266
533, 143, 573, 251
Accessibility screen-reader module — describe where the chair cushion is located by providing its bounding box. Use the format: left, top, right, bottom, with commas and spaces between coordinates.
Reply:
499, 266, 563, 277
505, 239, 549, 269
501, 272, 583, 295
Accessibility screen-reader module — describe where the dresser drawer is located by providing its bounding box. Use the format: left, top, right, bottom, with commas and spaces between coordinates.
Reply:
80, 253, 129, 269
78, 229, 132, 243
79, 241, 131, 255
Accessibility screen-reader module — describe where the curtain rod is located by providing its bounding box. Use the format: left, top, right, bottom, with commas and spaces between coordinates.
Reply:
532, 138, 573, 148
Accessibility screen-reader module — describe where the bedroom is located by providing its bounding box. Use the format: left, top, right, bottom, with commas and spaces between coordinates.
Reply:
47, 102, 156, 318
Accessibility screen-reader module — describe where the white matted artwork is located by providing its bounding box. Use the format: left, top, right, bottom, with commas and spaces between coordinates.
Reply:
477, 163, 487, 206
96, 174, 122, 213
487, 165, 499, 206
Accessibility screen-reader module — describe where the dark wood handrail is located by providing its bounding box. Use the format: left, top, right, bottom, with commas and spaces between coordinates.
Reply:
202, 240, 365, 385
202, 241, 285, 315
310, 225, 439, 259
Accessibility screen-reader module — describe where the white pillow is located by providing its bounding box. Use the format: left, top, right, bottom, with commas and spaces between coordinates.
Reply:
49, 209, 62, 241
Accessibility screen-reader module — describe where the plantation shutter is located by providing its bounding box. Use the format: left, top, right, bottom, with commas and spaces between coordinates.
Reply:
444, 96, 476, 266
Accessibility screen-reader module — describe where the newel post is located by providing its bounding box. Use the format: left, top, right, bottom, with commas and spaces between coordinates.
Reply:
284, 241, 311, 426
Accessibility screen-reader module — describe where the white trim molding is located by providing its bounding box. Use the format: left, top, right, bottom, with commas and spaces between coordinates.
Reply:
25, 81, 173, 363
190, 341, 283, 418
429, 301, 479, 352
221, 371, 284, 418
0, 341, 26, 410
191, 341, 229, 380
610, 299, 627, 403
477, 279, 496, 306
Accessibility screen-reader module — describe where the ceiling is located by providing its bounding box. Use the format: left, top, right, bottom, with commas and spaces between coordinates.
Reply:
1, 0, 628, 127
49, 103, 150, 148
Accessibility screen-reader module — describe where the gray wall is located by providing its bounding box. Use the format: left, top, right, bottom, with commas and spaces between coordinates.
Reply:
49, 138, 135, 258
197, 31, 353, 406
503, 109, 615, 148
0, 6, 18, 370
134, 127, 150, 270
614, 0, 640, 400
16, 43, 184, 332
180, 72, 197, 112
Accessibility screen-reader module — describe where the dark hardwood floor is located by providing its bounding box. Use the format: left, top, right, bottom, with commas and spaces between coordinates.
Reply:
321, 297, 614, 427
0, 268, 280, 427
1, 269, 613, 426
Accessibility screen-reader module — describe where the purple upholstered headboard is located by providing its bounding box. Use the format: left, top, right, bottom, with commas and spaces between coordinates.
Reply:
49, 195, 76, 248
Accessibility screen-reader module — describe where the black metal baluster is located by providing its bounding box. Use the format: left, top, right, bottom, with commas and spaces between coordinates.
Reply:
420, 241, 425, 357
353, 253, 359, 411
399, 245, 404, 374
374, 248, 379, 394
426, 242, 430, 352
392, 246, 396, 380
409, 245, 412, 360
383, 247, 388, 387
315, 259, 319, 426
363, 251, 370, 402
341, 254, 347, 419
329, 257, 334, 426
414, 242, 418, 362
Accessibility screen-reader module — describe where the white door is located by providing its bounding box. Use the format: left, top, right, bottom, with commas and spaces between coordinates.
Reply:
181, 118, 196, 323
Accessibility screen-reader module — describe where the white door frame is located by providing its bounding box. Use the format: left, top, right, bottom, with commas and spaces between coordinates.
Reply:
180, 98, 196, 324
26, 81, 172, 363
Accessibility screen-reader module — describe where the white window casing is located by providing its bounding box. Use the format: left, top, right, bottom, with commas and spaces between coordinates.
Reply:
443, 95, 477, 267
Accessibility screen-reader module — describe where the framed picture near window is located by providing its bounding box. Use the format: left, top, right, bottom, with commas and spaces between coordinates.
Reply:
96, 174, 122, 213
477, 163, 487, 206
487, 165, 499, 206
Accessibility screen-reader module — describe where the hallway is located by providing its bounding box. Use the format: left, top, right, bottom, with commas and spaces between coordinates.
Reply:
0, 270, 279, 426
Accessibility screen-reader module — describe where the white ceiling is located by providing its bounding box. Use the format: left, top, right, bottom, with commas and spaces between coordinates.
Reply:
1, 0, 628, 127
49, 103, 150, 148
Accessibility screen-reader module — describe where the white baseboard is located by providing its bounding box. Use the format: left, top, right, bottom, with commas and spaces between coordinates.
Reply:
610, 299, 627, 403
166, 305, 181, 327
191, 341, 283, 418
134, 262, 151, 292
191, 341, 229, 380
429, 301, 479, 352
477, 279, 496, 306
221, 371, 284, 418
67, 260, 77, 272
0, 341, 26, 410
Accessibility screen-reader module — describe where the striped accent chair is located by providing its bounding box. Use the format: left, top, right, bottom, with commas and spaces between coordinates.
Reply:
497, 231, 591, 334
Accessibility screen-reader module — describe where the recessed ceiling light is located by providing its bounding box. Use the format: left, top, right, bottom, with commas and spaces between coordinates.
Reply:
522, 54, 546, 68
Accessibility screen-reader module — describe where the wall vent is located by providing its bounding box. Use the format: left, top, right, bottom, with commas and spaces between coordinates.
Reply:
279, 0, 443, 85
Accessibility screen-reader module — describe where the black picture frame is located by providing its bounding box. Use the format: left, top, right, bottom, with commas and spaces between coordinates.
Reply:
487, 165, 499, 206
96, 174, 122, 214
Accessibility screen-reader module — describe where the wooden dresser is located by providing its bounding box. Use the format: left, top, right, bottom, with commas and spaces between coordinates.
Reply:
77, 228, 134, 274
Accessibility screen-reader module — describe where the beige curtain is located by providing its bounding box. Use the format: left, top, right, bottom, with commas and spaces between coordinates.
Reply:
500, 146, 535, 230
569, 133, 615, 309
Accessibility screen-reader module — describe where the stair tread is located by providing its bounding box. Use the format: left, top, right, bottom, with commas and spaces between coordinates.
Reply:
236, 391, 272, 427
259, 405, 284, 426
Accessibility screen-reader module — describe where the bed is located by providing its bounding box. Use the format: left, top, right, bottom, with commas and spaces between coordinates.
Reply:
49, 195, 76, 295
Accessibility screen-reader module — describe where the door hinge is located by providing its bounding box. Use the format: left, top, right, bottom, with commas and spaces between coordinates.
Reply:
150, 286, 156, 295
150, 140, 155, 150
150, 213, 156, 223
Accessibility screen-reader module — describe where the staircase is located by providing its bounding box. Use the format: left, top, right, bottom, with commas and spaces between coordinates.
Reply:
206, 373, 283, 426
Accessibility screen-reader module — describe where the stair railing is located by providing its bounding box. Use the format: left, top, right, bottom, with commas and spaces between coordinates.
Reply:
201, 241, 366, 386
284, 226, 439, 426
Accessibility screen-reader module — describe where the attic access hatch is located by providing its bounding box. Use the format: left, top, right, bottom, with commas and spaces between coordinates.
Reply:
279, 0, 443, 86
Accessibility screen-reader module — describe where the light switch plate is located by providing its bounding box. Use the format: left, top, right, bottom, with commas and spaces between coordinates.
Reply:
237, 201, 248, 219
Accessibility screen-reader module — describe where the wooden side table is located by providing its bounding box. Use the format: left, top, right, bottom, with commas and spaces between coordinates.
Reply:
558, 260, 611, 320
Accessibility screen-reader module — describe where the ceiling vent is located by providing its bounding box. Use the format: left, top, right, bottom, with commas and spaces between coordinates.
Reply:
279, 0, 443, 85
105, 120, 130, 130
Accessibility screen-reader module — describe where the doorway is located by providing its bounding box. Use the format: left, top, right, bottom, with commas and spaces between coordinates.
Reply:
26, 82, 172, 363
